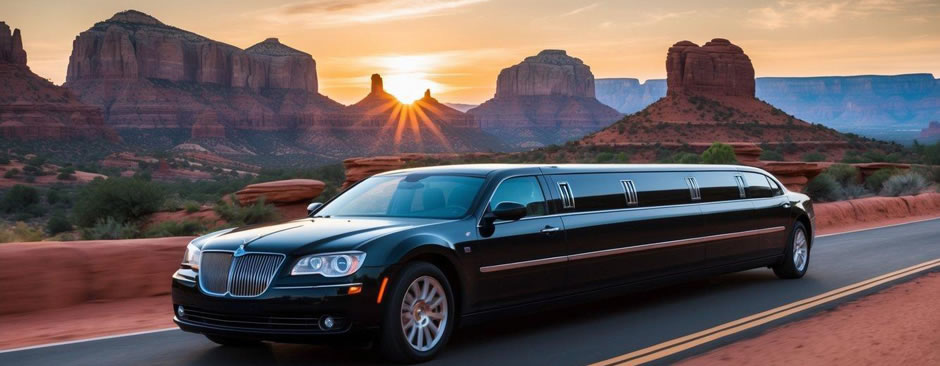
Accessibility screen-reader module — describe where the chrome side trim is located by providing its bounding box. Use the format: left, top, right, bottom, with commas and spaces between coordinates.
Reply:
272, 282, 362, 290
479, 255, 568, 273
479, 226, 786, 273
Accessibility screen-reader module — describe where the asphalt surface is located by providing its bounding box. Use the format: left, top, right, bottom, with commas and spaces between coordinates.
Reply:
3, 219, 939, 366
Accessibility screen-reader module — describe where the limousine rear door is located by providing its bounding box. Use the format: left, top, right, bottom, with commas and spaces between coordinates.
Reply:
741, 172, 790, 256
467, 175, 567, 310
694, 171, 768, 265
550, 172, 706, 292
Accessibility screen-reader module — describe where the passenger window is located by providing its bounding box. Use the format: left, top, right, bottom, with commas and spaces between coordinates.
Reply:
766, 176, 784, 196
692, 172, 741, 202
633, 172, 694, 206
489, 177, 547, 218
743, 172, 773, 198
552, 173, 628, 212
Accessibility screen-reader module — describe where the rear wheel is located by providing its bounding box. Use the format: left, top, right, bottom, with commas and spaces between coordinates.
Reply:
773, 222, 810, 279
377, 262, 455, 363
205, 335, 262, 347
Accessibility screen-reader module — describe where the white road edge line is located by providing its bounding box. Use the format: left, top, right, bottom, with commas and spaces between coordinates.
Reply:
3, 216, 939, 354
0, 327, 178, 354
817, 216, 940, 238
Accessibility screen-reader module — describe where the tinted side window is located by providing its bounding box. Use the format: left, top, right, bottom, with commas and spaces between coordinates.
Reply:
489, 176, 547, 218
633, 172, 693, 207
552, 173, 628, 212
766, 176, 784, 196
693, 172, 742, 202
743, 172, 773, 198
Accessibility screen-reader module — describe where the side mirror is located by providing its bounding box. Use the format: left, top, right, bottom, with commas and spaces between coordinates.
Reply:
307, 202, 323, 217
491, 201, 527, 221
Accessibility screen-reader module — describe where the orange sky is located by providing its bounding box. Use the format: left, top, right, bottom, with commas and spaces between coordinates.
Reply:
4, 0, 939, 104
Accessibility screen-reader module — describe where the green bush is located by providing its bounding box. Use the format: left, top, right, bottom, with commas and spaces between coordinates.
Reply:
214, 197, 279, 226
824, 164, 859, 186
3, 168, 19, 178
184, 201, 202, 213
701, 142, 738, 164
1, 185, 40, 213
81, 217, 139, 240
802, 152, 826, 162
143, 220, 206, 238
72, 177, 165, 228
804, 174, 842, 202
880, 173, 929, 197
45, 213, 73, 235
865, 168, 900, 192
759, 149, 784, 161
595, 152, 615, 163
0, 222, 44, 243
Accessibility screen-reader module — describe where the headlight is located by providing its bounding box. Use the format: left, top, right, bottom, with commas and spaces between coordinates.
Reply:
181, 243, 202, 271
291, 251, 366, 277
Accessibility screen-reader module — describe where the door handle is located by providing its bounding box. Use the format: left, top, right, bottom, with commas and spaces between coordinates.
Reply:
540, 226, 561, 233
780, 202, 791, 208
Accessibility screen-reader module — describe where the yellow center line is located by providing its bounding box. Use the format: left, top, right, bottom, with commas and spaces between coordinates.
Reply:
590, 257, 940, 366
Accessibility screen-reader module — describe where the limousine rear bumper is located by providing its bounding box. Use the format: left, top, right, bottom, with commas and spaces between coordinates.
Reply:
170, 273, 381, 343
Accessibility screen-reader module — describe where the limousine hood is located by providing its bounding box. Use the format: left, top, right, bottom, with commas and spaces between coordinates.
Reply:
195, 217, 435, 255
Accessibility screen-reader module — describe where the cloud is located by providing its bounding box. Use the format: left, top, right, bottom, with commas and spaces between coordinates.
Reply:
561, 3, 600, 17
258, 0, 489, 27
747, 0, 938, 30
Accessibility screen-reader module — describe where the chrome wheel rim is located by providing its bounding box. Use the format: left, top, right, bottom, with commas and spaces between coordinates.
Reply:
793, 229, 808, 272
400, 275, 448, 352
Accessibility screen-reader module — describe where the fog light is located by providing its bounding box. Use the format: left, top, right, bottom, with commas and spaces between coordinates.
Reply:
319, 315, 335, 330
177, 306, 185, 318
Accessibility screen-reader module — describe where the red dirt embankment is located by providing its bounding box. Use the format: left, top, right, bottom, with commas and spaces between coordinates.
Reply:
814, 192, 940, 235
0, 236, 194, 315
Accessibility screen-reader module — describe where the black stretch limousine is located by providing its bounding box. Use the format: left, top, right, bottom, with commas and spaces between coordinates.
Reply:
172, 164, 814, 362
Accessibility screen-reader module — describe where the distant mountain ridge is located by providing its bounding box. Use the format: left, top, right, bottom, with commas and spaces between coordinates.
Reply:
596, 74, 940, 134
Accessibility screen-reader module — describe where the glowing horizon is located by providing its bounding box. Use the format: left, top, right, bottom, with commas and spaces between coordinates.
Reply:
4, 0, 939, 105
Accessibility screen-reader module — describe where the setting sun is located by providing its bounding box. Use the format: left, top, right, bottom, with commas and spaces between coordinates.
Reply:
369, 55, 445, 103
383, 73, 442, 103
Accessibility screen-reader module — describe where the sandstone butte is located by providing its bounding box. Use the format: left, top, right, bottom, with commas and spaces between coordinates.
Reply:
0, 21, 119, 142
582, 38, 846, 148
297, 74, 503, 157
920, 121, 940, 139
467, 49, 623, 148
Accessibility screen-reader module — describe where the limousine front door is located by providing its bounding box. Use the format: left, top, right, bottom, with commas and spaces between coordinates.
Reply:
466, 176, 567, 310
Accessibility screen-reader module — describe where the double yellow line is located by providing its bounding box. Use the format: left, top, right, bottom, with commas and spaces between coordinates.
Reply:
591, 257, 940, 366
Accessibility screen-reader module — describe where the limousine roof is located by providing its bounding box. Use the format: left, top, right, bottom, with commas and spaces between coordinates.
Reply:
377, 163, 772, 177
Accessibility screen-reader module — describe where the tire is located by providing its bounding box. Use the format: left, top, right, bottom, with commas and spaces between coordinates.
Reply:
773, 221, 810, 279
377, 262, 456, 363
205, 335, 262, 347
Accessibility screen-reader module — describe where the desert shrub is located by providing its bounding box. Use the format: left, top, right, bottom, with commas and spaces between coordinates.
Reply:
802, 152, 826, 162
214, 197, 279, 226
804, 174, 842, 202
184, 201, 202, 213
0, 222, 44, 243
46, 188, 70, 206
143, 220, 206, 238
824, 164, 859, 186
45, 213, 73, 235
1, 185, 40, 213
760, 149, 784, 161
81, 217, 139, 240
56, 167, 76, 180
880, 173, 929, 197
595, 152, 615, 163
841, 184, 869, 200
3, 168, 19, 178
865, 168, 900, 192
701, 142, 738, 164
72, 177, 165, 227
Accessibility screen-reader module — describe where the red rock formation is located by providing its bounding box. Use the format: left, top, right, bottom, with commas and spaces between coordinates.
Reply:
235, 179, 326, 205
468, 50, 622, 147
342, 156, 407, 188
853, 162, 910, 181
920, 121, 940, 139
64, 10, 341, 134
666, 39, 755, 97
190, 110, 225, 138
0, 22, 119, 142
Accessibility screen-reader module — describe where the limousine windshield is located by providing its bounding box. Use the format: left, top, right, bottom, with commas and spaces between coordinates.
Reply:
315, 174, 484, 219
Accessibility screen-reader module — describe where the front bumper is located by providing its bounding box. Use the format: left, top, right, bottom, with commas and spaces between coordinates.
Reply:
171, 268, 384, 343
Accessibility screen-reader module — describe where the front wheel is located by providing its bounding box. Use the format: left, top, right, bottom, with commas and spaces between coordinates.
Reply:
773, 222, 810, 279
377, 262, 455, 363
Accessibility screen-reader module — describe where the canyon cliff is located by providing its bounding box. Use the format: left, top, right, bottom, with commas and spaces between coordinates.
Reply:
596, 74, 940, 138
0, 22, 119, 141
583, 39, 845, 146
921, 121, 940, 141
467, 50, 622, 148
64, 10, 342, 138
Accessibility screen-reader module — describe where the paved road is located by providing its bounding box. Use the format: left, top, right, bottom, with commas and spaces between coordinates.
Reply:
3, 219, 939, 366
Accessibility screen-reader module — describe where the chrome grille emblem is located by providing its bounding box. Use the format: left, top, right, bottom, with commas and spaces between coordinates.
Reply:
198, 251, 284, 297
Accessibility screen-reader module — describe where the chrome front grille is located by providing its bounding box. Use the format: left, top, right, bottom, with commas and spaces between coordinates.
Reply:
198, 252, 284, 297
